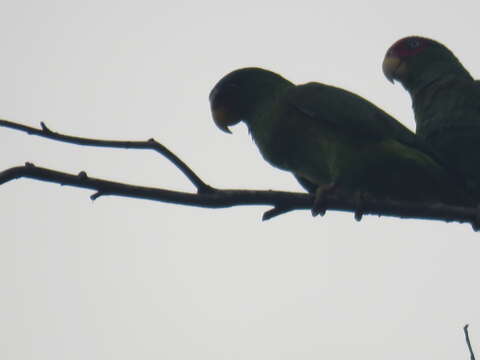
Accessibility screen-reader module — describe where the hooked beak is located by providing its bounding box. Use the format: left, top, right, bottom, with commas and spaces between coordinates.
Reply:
382, 54, 404, 84
211, 107, 233, 134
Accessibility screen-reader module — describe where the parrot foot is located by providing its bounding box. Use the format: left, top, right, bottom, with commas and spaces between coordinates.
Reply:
353, 192, 366, 222
311, 183, 336, 217
472, 204, 480, 231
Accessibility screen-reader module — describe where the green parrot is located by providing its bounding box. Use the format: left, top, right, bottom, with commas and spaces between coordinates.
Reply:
209, 67, 471, 215
383, 36, 480, 197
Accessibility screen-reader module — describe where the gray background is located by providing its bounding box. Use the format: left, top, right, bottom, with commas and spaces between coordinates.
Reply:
1, 1, 479, 359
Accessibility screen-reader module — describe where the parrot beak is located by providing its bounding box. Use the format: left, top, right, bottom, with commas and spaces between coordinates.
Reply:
211, 107, 233, 134
209, 81, 242, 133
382, 54, 405, 84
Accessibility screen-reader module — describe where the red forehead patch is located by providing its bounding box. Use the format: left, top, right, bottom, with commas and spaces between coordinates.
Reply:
387, 36, 432, 58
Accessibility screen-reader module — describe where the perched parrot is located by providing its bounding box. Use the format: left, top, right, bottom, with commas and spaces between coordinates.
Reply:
209, 67, 471, 215
383, 36, 480, 197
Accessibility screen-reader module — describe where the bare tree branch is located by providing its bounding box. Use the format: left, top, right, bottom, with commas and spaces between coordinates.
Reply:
0, 162, 312, 208
0, 118, 214, 193
1, 163, 479, 228
464, 324, 476, 360
1, 118, 480, 229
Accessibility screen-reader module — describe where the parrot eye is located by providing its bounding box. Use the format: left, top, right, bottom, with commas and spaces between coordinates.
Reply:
210, 82, 238, 104
407, 38, 421, 48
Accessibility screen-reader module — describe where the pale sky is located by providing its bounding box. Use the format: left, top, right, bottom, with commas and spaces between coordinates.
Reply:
1, 1, 479, 359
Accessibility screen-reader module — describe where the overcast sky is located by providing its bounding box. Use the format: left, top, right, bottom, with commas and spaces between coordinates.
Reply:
1, 1, 479, 359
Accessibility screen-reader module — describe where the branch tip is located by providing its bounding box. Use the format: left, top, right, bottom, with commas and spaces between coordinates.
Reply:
262, 206, 295, 221
90, 192, 103, 201
464, 324, 476, 360
40, 122, 52, 133
0, 118, 213, 194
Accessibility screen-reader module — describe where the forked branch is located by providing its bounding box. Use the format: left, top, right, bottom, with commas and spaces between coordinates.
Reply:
0, 119, 479, 229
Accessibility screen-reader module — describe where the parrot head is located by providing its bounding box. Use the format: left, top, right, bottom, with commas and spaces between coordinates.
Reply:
209, 67, 292, 133
382, 36, 469, 91
209, 72, 244, 133
382, 36, 435, 84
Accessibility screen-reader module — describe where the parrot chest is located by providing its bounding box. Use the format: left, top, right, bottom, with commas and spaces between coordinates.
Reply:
414, 79, 480, 134
413, 80, 480, 183
249, 108, 358, 186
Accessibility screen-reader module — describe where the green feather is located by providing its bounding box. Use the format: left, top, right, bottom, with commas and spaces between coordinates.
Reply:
211, 67, 471, 206
385, 37, 480, 198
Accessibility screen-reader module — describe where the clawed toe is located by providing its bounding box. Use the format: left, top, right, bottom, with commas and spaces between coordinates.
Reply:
311, 183, 336, 217
354, 191, 366, 222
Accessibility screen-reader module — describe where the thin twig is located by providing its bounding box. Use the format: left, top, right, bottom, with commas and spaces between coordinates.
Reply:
1, 163, 479, 228
464, 324, 476, 360
0, 118, 214, 193
2, 118, 480, 228
262, 206, 297, 221
0, 163, 312, 209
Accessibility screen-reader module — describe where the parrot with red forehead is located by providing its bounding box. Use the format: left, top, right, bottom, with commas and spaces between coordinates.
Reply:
383, 36, 480, 196
209, 67, 472, 215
